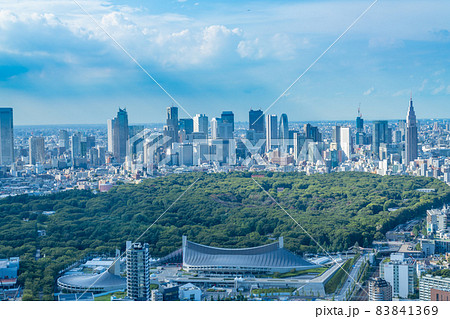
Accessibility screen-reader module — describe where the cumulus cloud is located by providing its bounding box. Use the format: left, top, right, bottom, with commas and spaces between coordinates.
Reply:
237, 33, 301, 61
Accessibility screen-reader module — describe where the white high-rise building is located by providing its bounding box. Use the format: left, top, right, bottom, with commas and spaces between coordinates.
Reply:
265, 114, 277, 152
126, 242, 150, 301
340, 127, 353, 161
194, 114, 209, 135
380, 254, 415, 299
426, 206, 448, 235
107, 119, 114, 153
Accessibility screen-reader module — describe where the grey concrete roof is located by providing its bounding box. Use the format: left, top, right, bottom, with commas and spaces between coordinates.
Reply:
58, 271, 126, 289
184, 240, 315, 269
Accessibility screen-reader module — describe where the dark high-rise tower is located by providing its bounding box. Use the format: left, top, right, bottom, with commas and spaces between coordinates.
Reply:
107, 108, 129, 164
249, 109, 265, 133
372, 120, 389, 159
179, 118, 194, 135
279, 113, 289, 152
304, 124, 322, 142
279, 114, 288, 140
221, 111, 234, 133
405, 98, 418, 164
356, 108, 364, 145
165, 106, 179, 143
0, 108, 14, 165
356, 108, 364, 132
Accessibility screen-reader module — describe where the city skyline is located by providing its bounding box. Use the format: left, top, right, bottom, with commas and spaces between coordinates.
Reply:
0, 0, 450, 125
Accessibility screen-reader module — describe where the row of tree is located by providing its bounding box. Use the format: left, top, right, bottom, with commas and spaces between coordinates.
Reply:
0, 171, 449, 300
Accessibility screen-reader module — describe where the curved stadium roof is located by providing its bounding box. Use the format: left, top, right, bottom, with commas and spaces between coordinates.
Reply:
183, 239, 316, 270
57, 271, 126, 292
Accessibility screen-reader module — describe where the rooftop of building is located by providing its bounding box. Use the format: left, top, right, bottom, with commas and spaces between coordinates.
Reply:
183, 237, 317, 270
57, 270, 126, 290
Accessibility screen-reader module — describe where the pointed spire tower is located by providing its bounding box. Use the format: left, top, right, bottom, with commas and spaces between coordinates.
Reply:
405, 96, 418, 164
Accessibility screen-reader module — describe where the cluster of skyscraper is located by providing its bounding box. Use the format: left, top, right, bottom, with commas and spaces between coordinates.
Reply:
0, 98, 420, 175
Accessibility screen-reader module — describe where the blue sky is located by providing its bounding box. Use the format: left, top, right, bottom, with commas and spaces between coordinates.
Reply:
0, 0, 449, 124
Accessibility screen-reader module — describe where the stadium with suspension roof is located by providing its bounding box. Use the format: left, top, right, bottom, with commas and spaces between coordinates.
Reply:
154, 236, 319, 274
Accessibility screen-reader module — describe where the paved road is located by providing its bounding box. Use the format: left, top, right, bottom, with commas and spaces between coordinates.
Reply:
336, 255, 367, 301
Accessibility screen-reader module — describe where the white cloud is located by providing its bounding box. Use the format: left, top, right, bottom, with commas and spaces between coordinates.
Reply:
432, 85, 445, 95
363, 87, 374, 95
419, 79, 428, 92
237, 33, 301, 61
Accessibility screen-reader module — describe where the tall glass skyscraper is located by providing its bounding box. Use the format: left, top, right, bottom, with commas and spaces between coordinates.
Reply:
356, 109, 364, 145
0, 108, 14, 165
249, 109, 265, 133
372, 120, 389, 159
107, 108, 129, 164
279, 113, 289, 153
221, 111, 235, 132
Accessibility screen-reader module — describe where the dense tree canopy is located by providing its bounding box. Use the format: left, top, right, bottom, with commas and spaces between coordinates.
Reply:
0, 171, 449, 300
